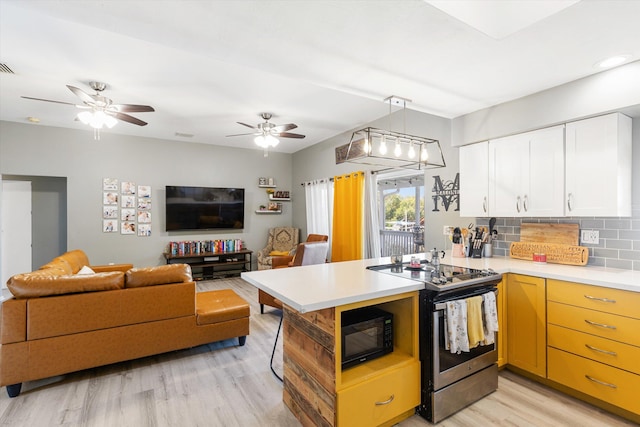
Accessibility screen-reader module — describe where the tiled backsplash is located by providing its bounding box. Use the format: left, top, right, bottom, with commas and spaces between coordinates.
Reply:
475, 204, 640, 271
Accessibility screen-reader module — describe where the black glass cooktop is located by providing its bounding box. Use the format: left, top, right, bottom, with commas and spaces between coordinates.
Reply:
367, 261, 501, 292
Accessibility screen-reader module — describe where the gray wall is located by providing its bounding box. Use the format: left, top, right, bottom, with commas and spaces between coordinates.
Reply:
451, 60, 640, 146
0, 122, 293, 268
291, 108, 475, 253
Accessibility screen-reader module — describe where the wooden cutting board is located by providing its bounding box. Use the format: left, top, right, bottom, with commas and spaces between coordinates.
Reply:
510, 242, 588, 266
520, 223, 579, 245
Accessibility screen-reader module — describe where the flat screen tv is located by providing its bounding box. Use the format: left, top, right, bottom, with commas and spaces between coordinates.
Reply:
165, 186, 245, 231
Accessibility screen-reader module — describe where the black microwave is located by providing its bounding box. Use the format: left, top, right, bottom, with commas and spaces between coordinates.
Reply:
341, 306, 393, 369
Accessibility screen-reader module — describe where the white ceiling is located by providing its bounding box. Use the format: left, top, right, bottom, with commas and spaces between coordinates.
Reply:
1, 0, 639, 154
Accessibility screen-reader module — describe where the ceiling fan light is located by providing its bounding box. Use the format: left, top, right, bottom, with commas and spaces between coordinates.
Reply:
104, 114, 117, 129
254, 135, 267, 147
265, 134, 279, 147
77, 111, 92, 125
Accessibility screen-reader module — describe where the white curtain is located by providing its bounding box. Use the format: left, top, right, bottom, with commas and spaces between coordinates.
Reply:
364, 172, 381, 258
304, 178, 334, 259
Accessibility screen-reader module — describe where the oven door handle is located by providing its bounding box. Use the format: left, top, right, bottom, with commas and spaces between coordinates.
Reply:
434, 288, 498, 311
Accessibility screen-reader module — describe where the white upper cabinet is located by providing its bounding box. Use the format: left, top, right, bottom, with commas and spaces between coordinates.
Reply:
489, 126, 565, 217
565, 113, 632, 217
459, 141, 489, 217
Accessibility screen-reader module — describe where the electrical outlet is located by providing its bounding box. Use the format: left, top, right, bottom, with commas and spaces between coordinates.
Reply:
581, 230, 599, 245
443, 226, 453, 236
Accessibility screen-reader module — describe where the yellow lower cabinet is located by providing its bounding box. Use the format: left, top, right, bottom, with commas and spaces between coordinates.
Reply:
548, 324, 640, 375
548, 347, 640, 415
497, 279, 507, 367
337, 361, 420, 427
507, 274, 546, 377
548, 301, 640, 347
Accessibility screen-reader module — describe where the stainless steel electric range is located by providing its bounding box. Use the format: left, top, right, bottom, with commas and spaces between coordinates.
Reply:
368, 260, 502, 423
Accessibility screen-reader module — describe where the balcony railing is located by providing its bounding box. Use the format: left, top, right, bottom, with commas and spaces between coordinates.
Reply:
379, 229, 424, 257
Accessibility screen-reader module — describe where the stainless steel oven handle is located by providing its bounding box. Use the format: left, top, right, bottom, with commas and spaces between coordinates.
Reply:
375, 394, 395, 405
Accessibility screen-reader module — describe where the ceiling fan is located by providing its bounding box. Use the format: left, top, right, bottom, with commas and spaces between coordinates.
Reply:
226, 113, 305, 156
22, 81, 154, 139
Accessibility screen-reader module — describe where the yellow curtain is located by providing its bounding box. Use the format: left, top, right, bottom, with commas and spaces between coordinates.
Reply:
331, 171, 364, 262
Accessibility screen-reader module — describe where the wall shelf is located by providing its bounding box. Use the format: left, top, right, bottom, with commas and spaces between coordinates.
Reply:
255, 210, 281, 214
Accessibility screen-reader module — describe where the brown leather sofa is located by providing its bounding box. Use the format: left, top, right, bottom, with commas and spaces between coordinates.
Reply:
1, 249, 250, 398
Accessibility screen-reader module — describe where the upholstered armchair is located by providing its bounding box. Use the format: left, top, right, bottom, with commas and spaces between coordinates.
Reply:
256, 227, 300, 270
260, 240, 329, 313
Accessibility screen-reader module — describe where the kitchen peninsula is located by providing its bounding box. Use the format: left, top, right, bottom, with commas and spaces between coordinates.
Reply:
242, 256, 640, 426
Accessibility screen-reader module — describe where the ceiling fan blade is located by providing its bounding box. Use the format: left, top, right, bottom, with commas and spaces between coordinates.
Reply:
226, 132, 259, 137
109, 111, 148, 126
237, 122, 257, 129
111, 104, 155, 113
272, 123, 297, 133
278, 132, 306, 139
67, 85, 96, 105
21, 96, 78, 106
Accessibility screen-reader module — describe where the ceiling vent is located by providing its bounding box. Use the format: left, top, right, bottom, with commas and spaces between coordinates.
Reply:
0, 63, 15, 74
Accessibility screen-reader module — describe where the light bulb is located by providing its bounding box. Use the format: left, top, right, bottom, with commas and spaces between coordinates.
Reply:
104, 114, 117, 129
394, 141, 402, 157
254, 135, 266, 147
77, 111, 92, 125
265, 134, 279, 147
363, 136, 370, 153
379, 135, 387, 155
421, 146, 429, 162
408, 141, 416, 159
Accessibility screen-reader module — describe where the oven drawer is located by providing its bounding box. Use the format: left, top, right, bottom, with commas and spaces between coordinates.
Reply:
548, 324, 640, 375
547, 279, 640, 319
337, 361, 420, 427
548, 347, 640, 415
547, 301, 640, 347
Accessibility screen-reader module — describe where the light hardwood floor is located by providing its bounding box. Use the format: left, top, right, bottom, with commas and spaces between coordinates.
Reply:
0, 277, 635, 426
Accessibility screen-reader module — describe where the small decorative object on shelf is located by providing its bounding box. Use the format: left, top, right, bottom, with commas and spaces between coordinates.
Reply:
258, 177, 267, 186
269, 190, 291, 201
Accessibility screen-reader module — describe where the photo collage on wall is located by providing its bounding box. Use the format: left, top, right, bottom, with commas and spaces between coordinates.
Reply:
102, 178, 152, 236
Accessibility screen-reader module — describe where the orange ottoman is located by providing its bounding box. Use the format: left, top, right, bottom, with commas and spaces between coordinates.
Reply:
196, 289, 250, 346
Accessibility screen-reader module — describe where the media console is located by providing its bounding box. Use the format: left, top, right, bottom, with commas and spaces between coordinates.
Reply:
164, 250, 252, 280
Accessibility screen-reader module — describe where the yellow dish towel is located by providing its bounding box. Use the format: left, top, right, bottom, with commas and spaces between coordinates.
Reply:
466, 295, 485, 348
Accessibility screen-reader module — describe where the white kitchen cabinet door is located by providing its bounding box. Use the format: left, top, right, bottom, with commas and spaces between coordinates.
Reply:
526, 126, 565, 217
489, 134, 526, 216
565, 113, 632, 217
489, 126, 564, 217
459, 141, 489, 217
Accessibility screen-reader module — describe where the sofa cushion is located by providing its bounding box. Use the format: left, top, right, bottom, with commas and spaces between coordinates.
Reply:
196, 289, 250, 325
125, 264, 192, 288
54, 249, 90, 274
7, 271, 125, 299
39, 258, 73, 275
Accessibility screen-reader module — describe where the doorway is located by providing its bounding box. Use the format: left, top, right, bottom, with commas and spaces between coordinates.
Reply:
0, 175, 67, 287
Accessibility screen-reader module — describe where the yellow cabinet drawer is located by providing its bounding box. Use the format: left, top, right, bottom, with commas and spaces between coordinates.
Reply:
547, 279, 640, 319
548, 324, 640, 375
337, 361, 420, 427
548, 347, 640, 415
548, 301, 640, 347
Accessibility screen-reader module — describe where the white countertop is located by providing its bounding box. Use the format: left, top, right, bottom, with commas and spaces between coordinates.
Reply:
241, 255, 640, 313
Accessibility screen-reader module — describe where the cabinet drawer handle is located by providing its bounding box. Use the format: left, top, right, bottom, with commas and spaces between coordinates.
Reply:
585, 344, 617, 356
584, 294, 616, 303
584, 319, 617, 330
567, 193, 573, 211
523, 194, 528, 212
375, 394, 395, 406
585, 375, 617, 389
483, 197, 487, 213
516, 196, 521, 213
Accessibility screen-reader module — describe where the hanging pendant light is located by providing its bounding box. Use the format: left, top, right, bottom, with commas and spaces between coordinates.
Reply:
335, 95, 446, 171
